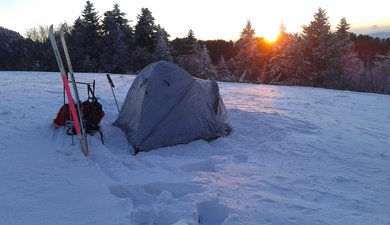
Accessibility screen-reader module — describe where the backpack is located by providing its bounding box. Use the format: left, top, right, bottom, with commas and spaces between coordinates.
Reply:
82, 98, 105, 133
53, 80, 105, 144
53, 103, 72, 127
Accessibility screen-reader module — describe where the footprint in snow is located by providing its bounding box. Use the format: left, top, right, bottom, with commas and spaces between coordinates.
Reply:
196, 200, 231, 225
233, 154, 248, 163
109, 182, 205, 206
180, 159, 217, 172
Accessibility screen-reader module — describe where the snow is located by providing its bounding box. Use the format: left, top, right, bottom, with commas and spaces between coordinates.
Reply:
0, 71, 389, 225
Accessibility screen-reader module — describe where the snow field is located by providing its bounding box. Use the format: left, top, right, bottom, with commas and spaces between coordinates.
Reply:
0, 72, 389, 225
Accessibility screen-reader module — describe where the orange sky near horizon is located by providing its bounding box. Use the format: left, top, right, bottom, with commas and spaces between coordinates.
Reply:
0, 0, 389, 41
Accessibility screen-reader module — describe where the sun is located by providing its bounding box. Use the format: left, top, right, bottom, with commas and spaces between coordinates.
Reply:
262, 31, 280, 43
255, 23, 281, 43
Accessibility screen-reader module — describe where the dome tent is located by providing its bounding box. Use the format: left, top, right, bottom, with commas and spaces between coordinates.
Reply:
114, 61, 232, 154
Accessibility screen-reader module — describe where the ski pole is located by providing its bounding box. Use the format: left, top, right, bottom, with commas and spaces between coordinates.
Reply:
107, 74, 134, 155
106, 74, 120, 113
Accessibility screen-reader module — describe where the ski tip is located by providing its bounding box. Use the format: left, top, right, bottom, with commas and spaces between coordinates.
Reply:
59, 26, 65, 36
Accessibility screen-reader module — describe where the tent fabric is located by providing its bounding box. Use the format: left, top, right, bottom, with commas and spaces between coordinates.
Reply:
114, 61, 232, 153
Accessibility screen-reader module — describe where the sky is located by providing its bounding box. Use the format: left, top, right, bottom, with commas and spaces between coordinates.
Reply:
0, 0, 389, 41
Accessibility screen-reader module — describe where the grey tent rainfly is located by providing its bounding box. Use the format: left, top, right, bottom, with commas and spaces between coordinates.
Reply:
114, 61, 232, 154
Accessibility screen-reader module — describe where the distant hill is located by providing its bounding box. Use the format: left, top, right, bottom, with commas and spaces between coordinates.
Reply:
368, 31, 390, 39
0, 26, 23, 42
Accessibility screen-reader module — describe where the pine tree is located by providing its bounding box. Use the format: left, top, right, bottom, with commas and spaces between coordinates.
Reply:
174, 29, 200, 75
134, 8, 157, 51
176, 43, 216, 79
369, 51, 390, 93
229, 20, 265, 83
195, 44, 216, 79
186, 29, 197, 51
132, 47, 153, 72
70, 0, 102, 71
279, 22, 287, 36
187, 29, 196, 42
172, 31, 216, 79
268, 33, 310, 85
153, 27, 173, 62
340, 44, 365, 89
156, 25, 170, 43
216, 55, 233, 81
100, 3, 133, 73
335, 17, 350, 42
182, 29, 198, 55
335, 18, 365, 90
240, 20, 255, 41
69, 17, 88, 71
301, 8, 335, 86
229, 20, 255, 82
81, 0, 101, 57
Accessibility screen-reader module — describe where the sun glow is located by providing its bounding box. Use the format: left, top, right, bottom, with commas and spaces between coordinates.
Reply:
263, 32, 280, 43
251, 20, 282, 43
259, 28, 280, 43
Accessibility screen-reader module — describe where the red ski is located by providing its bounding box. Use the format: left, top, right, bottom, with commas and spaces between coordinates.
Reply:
49, 25, 89, 156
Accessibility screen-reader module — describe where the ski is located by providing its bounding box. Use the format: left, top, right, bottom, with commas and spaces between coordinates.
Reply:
59, 26, 89, 155
49, 25, 89, 156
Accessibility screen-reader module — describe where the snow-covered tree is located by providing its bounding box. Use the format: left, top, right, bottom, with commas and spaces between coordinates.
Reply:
132, 47, 154, 72
100, 3, 133, 73
195, 44, 216, 79
134, 8, 157, 52
301, 8, 335, 86
368, 51, 390, 94
131, 8, 160, 71
174, 30, 200, 75
216, 55, 233, 81
228, 20, 255, 82
339, 45, 365, 88
173, 30, 215, 79
70, 0, 101, 71
156, 25, 170, 43
229, 20, 267, 83
153, 27, 173, 62
81, 0, 101, 58
268, 33, 310, 85
334, 18, 365, 90
240, 20, 255, 41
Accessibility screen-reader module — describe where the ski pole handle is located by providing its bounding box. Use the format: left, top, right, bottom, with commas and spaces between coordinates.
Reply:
106, 74, 115, 88
106, 73, 120, 113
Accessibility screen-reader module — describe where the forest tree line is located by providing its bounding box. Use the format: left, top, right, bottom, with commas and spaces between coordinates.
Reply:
1, 1, 390, 94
